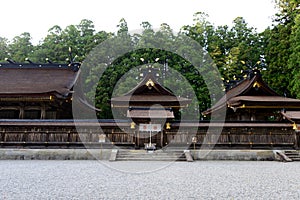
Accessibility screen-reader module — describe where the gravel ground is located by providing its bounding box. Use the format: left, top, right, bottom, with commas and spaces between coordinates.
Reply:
0, 160, 299, 199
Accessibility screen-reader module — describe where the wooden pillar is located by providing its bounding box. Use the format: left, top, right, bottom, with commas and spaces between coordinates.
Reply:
160, 131, 163, 148
137, 130, 140, 147
294, 131, 299, 150
19, 107, 24, 119
228, 130, 231, 147
41, 104, 46, 119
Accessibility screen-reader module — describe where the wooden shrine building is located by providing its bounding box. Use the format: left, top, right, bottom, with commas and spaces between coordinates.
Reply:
200, 69, 300, 149
203, 69, 300, 121
0, 61, 80, 119
111, 69, 191, 148
0, 60, 300, 150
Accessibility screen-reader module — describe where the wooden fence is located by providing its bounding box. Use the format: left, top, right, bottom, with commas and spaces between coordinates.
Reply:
0, 120, 298, 149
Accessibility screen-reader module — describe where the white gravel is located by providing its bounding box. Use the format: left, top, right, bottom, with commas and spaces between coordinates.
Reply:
0, 160, 299, 199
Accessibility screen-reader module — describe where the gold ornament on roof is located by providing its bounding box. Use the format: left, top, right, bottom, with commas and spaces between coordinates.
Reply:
253, 81, 261, 88
146, 79, 155, 89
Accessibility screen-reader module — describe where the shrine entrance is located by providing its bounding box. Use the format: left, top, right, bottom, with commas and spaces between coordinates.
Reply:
136, 123, 164, 149
111, 69, 191, 150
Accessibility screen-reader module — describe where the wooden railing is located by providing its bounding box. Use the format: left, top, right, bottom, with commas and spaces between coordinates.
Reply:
0, 120, 298, 149
164, 122, 298, 149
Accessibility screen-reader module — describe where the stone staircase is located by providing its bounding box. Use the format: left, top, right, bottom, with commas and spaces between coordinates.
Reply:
284, 150, 300, 161
110, 150, 193, 162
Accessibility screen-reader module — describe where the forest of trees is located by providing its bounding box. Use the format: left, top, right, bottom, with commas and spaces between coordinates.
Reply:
0, 0, 299, 119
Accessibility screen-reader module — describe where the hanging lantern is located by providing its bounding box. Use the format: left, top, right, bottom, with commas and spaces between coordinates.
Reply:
166, 122, 171, 130
130, 122, 136, 129
293, 123, 297, 130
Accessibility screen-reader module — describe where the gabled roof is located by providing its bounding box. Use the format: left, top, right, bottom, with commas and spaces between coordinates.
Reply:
125, 73, 176, 96
0, 62, 80, 98
203, 70, 300, 115
111, 72, 191, 107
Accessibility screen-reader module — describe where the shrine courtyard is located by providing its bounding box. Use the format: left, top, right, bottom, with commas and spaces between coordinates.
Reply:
0, 160, 299, 199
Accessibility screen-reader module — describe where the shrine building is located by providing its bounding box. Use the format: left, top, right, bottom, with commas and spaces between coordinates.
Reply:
0, 60, 299, 150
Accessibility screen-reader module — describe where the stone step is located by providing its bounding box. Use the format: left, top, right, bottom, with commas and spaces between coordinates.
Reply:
286, 155, 300, 158
117, 150, 184, 153
117, 152, 185, 156
116, 155, 186, 160
116, 155, 185, 158
291, 158, 300, 161
284, 151, 297, 153
287, 156, 300, 159
285, 153, 298, 155
117, 154, 184, 156
118, 152, 184, 154
115, 150, 188, 161
117, 155, 185, 159
116, 158, 187, 161
284, 151, 300, 162
285, 153, 300, 156
285, 154, 299, 157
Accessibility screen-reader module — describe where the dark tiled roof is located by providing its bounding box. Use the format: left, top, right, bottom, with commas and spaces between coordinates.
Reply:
111, 95, 190, 104
124, 73, 175, 96
228, 96, 300, 107
203, 70, 296, 115
0, 63, 80, 98
111, 72, 191, 107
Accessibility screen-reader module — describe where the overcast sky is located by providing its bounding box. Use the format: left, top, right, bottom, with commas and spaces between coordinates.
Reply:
0, 0, 277, 43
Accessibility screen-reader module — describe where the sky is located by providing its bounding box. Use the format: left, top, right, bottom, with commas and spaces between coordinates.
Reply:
0, 0, 278, 44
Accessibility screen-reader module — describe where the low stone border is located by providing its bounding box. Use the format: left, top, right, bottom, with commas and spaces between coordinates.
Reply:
190, 150, 276, 161
0, 149, 111, 160
0, 149, 296, 161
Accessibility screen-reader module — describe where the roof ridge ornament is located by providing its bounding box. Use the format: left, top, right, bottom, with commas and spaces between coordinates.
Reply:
253, 81, 261, 88
146, 79, 155, 89
5, 58, 15, 64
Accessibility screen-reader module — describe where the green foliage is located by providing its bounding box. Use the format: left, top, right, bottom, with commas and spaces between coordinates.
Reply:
7, 32, 34, 62
31, 20, 112, 63
181, 14, 263, 85
263, 0, 300, 97
0, 37, 8, 61
289, 13, 300, 97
